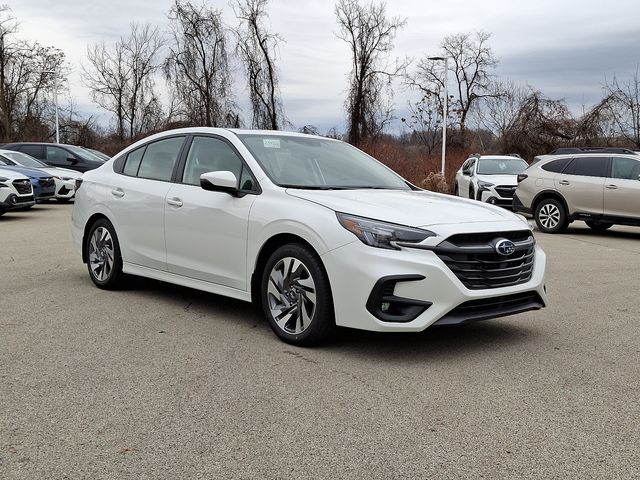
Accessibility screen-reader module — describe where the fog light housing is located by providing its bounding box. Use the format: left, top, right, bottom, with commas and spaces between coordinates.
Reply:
366, 275, 432, 322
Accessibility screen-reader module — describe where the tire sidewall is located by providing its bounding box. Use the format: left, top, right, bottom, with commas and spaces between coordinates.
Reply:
261, 244, 334, 346
535, 198, 567, 233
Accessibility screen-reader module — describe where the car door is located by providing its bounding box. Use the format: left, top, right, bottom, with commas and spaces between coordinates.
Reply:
604, 156, 640, 219
459, 159, 474, 197
45, 146, 92, 172
109, 136, 186, 271
164, 135, 259, 290
554, 156, 607, 214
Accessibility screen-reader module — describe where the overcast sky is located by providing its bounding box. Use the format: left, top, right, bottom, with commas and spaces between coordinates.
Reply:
12, 0, 640, 134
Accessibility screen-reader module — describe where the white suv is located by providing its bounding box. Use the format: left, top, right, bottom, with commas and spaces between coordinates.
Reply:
0, 168, 35, 215
72, 128, 547, 345
454, 155, 529, 208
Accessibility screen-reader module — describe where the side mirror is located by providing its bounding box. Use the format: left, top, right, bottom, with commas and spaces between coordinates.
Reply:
67, 157, 78, 165
200, 171, 238, 195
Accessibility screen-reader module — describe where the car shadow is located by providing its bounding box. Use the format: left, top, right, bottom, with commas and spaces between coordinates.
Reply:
0, 213, 32, 221
120, 276, 539, 360
562, 225, 640, 240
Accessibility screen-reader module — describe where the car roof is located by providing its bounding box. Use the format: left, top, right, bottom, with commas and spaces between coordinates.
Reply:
535, 152, 640, 164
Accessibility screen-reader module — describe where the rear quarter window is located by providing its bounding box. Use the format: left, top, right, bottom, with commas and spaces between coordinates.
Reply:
563, 157, 608, 177
541, 158, 572, 173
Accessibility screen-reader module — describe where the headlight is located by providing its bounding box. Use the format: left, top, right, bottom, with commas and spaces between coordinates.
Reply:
0, 176, 9, 187
477, 181, 494, 189
336, 212, 435, 250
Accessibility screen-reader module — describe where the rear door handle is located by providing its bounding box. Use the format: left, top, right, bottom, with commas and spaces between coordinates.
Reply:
605, 184, 618, 189
111, 188, 125, 198
167, 197, 183, 208
558, 180, 570, 186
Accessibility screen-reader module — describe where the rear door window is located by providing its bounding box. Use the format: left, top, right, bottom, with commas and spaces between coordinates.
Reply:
123, 146, 146, 176
18, 144, 44, 159
611, 157, 640, 180
562, 157, 608, 177
136, 137, 185, 182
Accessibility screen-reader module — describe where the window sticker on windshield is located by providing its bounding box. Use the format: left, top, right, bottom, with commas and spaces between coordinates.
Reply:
263, 139, 280, 149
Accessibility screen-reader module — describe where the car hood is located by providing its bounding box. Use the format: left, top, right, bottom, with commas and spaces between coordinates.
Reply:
286, 188, 519, 227
0, 167, 29, 180
40, 167, 81, 178
0, 165, 52, 179
476, 174, 519, 186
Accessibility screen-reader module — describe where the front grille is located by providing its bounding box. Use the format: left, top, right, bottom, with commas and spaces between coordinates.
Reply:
12, 179, 32, 194
435, 291, 544, 325
495, 185, 516, 199
39, 177, 55, 188
435, 230, 535, 290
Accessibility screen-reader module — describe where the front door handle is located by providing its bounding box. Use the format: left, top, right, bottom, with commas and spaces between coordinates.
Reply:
167, 197, 183, 207
605, 184, 618, 190
558, 180, 570, 186
111, 188, 125, 198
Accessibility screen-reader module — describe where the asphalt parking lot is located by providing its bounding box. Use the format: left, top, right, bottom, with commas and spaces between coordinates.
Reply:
1, 204, 639, 479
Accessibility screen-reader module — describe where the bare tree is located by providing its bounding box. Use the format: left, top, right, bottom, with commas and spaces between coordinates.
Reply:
165, 0, 239, 127
475, 79, 528, 150
604, 70, 640, 148
401, 91, 443, 154
335, 0, 406, 145
0, 6, 65, 141
83, 23, 163, 140
234, 0, 283, 130
411, 31, 498, 145
503, 91, 574, 158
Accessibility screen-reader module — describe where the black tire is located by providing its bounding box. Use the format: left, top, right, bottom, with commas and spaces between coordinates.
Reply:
57, 198, 72, 203
469, 185, 475, 200
453, 183, 459, 196
85, 218, 126, 289
585, 220, 613, 232
534, 198, 568, 234
261, 243, 334, 346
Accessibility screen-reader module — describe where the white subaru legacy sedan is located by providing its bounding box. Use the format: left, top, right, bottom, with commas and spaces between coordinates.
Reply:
72, 128, 547, 345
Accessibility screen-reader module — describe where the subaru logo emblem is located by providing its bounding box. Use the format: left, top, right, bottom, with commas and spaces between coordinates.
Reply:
495, 239, 515, 256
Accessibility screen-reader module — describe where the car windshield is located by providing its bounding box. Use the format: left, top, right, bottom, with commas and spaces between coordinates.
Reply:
1, 151, 47, 168
477, 158, 528, 175
65, 145, 105, 163
237, 134, 411, 190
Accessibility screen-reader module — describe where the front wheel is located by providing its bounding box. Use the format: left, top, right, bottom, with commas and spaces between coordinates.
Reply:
535, 198, 568, 233
453, 183, 459, 196
261, 244, 334, 346
469, 185, 475, 200
585, 221, 613, 232
85, 218, 126, 289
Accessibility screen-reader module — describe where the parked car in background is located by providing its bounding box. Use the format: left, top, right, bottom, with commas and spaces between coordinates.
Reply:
454, 154, 529, 208
0, 159, 56, 203
0, 149, 80, 202
514, 148, 640, 233
83, 147, 110, 162
0, 169, 35, 215
72, 128, 547, 346
2, 142, 105, 173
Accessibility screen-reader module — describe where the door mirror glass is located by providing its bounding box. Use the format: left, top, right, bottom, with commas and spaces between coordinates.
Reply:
67, 157, 78, 165
200, 171, 238, 194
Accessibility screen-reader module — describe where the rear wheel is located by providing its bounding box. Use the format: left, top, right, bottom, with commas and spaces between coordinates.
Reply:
261, 243, 334, 346
535, 198, 568, 233
469, 185, 475, 200
453, 183, 459, 196
585, 220, 613, 232
85, 218, 126, 289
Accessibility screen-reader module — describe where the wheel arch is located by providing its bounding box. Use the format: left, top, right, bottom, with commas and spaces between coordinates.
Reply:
532, 190, 570, 217
82, 213, 113, 263
251, 233, 326, 308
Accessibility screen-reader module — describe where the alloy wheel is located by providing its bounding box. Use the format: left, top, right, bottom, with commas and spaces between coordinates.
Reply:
88, 226, 115, 282
538, 203, 560, 229
266, 256, 317, 335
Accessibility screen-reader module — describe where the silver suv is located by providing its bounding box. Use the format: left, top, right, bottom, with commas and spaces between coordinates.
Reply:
514, 148, 640, 233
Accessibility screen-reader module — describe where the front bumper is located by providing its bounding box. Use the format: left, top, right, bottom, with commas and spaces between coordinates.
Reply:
0, 193, 36, 210
478, 187, 515, 209
54, 179, 76, 199
322, 238, 547, 332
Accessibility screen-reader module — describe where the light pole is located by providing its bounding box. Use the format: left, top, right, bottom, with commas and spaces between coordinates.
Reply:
43, 70, 59, 144
428, 56, 449, 175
